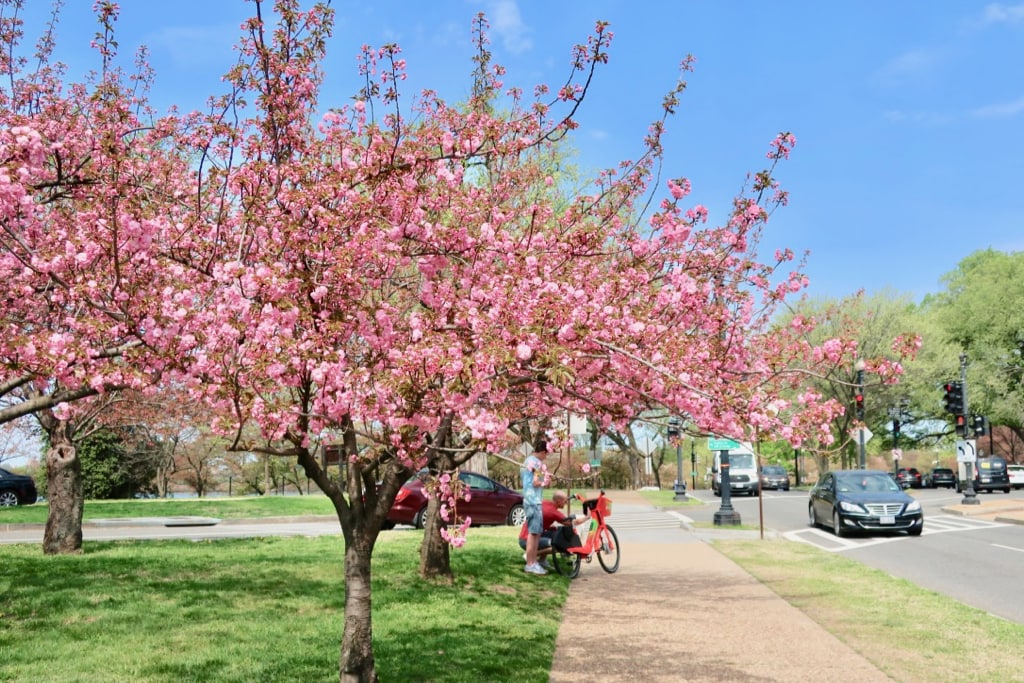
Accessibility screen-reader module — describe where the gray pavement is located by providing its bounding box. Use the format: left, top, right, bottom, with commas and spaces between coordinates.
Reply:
549, 490, 1024, 682
549, 490, 893, 682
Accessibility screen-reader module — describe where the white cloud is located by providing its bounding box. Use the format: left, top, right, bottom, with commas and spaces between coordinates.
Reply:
971, 96, 1024, 118
980, 2, 1024, 24
486, 0, 533, 54
882, 110, 952, 125
874, 48, 942, 86
144, 23, 240, 69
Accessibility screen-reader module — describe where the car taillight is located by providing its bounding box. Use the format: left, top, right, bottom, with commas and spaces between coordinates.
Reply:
395, 489, 409, 503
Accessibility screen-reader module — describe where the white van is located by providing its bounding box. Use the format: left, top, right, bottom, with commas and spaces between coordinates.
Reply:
711, 443, 760, 497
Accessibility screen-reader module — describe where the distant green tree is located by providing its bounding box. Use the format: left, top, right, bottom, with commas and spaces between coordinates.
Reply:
925, 249, 1024, 448
73, 428, 158, 499
76, 430, 130, 499
779, 290, 923, 470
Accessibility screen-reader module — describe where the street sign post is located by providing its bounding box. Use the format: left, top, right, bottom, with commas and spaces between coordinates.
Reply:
854, 426, 873, 444
956, 439, 976, 463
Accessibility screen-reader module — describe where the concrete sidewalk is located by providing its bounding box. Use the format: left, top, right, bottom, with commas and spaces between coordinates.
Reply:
548, 490, 892, 683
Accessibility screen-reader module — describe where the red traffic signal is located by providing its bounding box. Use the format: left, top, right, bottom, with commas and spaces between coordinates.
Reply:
954, 414, 967, 437
943, 381, 964, 415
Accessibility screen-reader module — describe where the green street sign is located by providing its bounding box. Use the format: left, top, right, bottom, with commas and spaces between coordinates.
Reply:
707, 437, 741, 451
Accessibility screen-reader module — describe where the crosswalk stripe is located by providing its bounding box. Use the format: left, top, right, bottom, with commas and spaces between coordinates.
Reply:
599, 512, 682, 531
783, 514, 1010, 551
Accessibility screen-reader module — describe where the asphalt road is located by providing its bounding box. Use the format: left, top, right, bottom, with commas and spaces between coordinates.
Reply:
684, 487, 1024, 623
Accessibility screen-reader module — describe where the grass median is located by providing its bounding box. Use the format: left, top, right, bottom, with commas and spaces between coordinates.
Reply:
0, 495, 338, 525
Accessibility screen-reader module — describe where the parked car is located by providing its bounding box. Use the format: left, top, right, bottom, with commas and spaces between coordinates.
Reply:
383, 470, 525, 529
808, 469, 923, 538
1008, 464, 1024, 491
759, 464, 791, 491
0, 467, 38, 506
964, 456, 1011, 494
895, 467, 923, 489
924, 467, 957, 489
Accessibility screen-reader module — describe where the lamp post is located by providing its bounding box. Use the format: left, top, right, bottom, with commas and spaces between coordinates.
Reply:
668, 417, 687, 501
711, 437, 741, 526
855, 359, 866, 469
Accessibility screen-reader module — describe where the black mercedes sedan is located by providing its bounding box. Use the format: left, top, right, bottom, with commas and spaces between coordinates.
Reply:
808, 469, 923, 538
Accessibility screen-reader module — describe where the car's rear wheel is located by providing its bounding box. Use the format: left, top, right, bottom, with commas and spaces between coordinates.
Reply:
832, 510, 846, 538
412, 506, 428, 529
507, 504, 525, 527
0, 490, 19, 506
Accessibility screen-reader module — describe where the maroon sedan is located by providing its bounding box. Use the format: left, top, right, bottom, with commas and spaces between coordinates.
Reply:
383, 470, 525, 529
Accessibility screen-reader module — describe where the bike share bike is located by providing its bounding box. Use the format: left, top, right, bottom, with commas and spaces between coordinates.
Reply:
549, 490, 620, 578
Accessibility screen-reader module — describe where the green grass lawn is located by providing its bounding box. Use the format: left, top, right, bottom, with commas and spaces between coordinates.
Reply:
0, 526, 562, 683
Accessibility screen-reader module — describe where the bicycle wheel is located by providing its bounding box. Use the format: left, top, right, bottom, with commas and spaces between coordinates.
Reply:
551, 550, 581, 579
596, 525, 620, 573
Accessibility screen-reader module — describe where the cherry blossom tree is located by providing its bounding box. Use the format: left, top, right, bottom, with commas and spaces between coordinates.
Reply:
0, 0, 197, 552
148, 4, 882, 679
1, 2, 917, 680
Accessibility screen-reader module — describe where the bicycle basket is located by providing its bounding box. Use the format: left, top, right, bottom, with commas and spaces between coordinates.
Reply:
582, 497, 612, 517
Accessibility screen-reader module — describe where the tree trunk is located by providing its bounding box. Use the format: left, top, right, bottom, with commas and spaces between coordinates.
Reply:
417, 448, 455, 581
418, 495, 453, 582
340, 536, 378, 683
629, 452, 642, 489
43, 421, 84, 555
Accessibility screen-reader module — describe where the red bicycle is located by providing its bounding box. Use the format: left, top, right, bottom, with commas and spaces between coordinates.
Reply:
550, 490, 620, 578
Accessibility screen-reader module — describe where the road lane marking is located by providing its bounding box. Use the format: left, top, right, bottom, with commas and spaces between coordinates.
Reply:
992, 543, 1024, 553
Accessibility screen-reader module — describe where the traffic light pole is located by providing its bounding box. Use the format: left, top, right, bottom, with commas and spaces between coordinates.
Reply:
959, 353, 979, 505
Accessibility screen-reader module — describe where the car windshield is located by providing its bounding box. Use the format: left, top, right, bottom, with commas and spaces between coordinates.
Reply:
762, 466, 785, 475
836, 472, 900, 493
731, 453, 755, 469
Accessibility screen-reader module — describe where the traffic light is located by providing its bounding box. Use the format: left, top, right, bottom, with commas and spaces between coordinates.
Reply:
854, 392, 865, 420
666, 416, 681, 438
892, 418, 901, 438
972, 415, 989, 437
954, 414, 967, 437
943, 381, 964, 415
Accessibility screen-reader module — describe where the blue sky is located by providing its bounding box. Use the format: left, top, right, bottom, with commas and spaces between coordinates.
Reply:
19, 0, 1024, 302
